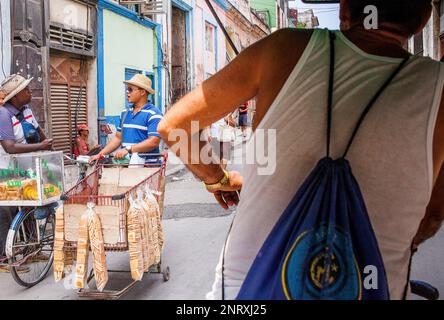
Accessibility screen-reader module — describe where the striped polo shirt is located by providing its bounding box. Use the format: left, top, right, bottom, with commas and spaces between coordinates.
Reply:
116, 103, 163, 162
0, 103, 39, 153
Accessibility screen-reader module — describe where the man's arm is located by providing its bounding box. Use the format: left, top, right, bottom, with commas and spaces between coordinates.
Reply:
158, 29, 311, 183
98, 132, 122, 156
1, 139, 52, 153
37, 126, 48, 141
413, 84, 444, 248
132, 136, 161, 153
158, 30, 266, 184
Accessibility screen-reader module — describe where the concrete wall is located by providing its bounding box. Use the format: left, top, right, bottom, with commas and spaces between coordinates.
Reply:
0, 0, 11, 83
102, 9, 156, 117
194, 0, 227, 84
49, 0, 93, 33
87, 58, 98, 144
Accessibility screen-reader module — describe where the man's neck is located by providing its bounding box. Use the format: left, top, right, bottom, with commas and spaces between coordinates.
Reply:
10, 101, 24, 111
133, 100, 148, 112
342, 25, 410, 59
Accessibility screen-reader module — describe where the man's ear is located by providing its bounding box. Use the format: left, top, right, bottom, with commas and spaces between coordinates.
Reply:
339, 0, 352, 30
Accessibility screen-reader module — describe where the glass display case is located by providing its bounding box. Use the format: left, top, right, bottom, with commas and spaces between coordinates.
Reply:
0, 151, 64, 206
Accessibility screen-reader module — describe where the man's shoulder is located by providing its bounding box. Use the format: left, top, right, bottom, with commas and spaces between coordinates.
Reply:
144, 104, 163, 117
0, 104, 13, 118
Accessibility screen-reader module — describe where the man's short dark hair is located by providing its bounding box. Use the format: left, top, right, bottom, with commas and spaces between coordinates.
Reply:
348, 0, 432, 36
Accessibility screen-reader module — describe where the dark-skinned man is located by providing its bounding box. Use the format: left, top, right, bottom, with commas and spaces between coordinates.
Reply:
0, 74, 53, 272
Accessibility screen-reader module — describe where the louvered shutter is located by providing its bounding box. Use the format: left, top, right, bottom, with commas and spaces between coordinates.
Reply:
49, 57, 88, 157
50, 83, 71, 154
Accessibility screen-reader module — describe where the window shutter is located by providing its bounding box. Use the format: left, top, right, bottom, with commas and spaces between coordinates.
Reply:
50, 57, 88, 157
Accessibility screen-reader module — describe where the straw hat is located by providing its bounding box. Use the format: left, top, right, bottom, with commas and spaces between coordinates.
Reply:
0, 74, 33, 104
123, 74, 155, 94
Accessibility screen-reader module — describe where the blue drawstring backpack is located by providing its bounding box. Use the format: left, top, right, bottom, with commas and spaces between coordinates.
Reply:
232, 31, 409, 300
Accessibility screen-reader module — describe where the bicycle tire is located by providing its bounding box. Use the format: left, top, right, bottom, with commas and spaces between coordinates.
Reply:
9, 208, 54, 288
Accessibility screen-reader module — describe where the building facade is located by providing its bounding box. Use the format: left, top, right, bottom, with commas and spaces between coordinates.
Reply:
225, 0, 269, 61
0, 0, 11, 84
98, 0, 162, 146
249, 0, 289, 31
408, 0, 441, 60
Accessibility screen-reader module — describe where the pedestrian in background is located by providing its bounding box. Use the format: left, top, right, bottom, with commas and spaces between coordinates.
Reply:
238, 101, 249, 139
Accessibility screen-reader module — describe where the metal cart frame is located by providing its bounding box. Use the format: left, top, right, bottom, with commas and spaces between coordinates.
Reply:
61, 153, 169, 300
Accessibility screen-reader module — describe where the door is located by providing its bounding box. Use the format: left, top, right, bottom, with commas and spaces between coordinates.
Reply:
11, 0, 45, 127
49, 56, 88, 156
171, 7, 188, 105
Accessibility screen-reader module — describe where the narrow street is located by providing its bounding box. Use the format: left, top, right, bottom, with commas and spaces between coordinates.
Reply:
0, 138, 244, 300
0, 136, 442, 300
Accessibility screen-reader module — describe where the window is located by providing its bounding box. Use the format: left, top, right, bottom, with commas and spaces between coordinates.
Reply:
205, 22, 214, 52
414, 32, 424, 56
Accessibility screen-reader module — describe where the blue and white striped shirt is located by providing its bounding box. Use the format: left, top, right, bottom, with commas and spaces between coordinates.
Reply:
117, 103, 163, 161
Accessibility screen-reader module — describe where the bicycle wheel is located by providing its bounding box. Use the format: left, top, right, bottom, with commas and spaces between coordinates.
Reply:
7, 208, 54, 288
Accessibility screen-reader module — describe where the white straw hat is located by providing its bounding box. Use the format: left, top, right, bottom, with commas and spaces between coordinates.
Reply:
123, 74, 155, 94
0, 74, 33, 104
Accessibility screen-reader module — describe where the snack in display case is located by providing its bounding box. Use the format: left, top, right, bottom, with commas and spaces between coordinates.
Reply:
0, 151, 64, 205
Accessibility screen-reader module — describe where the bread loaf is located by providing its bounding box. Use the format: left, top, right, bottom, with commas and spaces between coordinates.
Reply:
74, 212, 89, 289
142, 197, 161, 266
87, 208, 108, 292
138, 203, 150, 271
127, 203, 144, 281
54, 207, 65, 282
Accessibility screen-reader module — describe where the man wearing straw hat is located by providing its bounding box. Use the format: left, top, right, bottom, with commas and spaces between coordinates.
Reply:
90, 74, 163, 164
0, 74, 53, 272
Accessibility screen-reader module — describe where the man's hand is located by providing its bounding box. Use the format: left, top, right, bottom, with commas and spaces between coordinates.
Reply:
115, 149, 129, 160
412, 216, 443, 252
89, 153, 103, 164
39, 139, 53, 151
206, 171, 243, 210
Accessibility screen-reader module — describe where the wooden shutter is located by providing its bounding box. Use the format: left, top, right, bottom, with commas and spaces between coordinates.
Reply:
49, 56, 88, 156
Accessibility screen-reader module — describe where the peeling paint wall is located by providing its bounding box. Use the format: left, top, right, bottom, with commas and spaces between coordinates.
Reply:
102, 9, 156, 117
0, 0, 11, 83
194, 0, 227, 84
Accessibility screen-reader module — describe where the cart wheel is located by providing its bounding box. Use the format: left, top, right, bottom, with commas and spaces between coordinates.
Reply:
8, 208, 54, 288
163, 266, 170, 282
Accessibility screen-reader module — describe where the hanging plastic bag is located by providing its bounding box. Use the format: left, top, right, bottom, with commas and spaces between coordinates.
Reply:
87, 202, 108, 292
127, 195, 144, 281
74, 206, 90, 289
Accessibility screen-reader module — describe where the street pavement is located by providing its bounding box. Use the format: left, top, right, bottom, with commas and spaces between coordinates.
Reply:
0, 132, 443, 300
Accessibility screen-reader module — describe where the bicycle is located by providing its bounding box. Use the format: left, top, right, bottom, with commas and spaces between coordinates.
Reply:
2, 152, 94, 288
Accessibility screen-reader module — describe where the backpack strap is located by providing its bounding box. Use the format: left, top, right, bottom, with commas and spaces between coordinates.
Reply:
326, 31, 410, 158
120, 109, 130, 135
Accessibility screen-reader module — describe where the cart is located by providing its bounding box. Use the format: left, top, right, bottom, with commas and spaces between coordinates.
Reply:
0, 151, 64, 287
60, 153, 169, 299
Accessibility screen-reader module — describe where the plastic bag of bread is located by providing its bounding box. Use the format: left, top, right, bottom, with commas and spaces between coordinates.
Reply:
127, 195, 144, 281
54, 206, 65, 282
74, 208, 90, 289
136, 190, 150, 271
145, 186, 163, 251
87, 202, 108, 292
142, 187, 161, 266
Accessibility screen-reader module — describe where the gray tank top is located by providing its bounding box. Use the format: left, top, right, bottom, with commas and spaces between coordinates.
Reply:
207, 29, 444, 300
